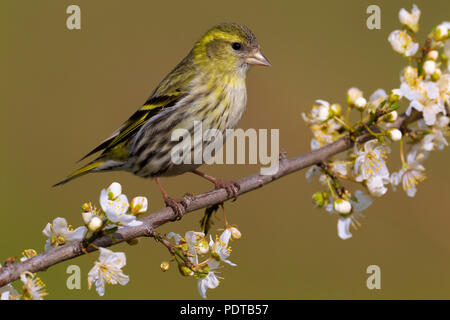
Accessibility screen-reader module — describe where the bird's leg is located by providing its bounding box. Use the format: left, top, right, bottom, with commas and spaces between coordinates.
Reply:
155, 177, 187, 220
192, 169, 240, 199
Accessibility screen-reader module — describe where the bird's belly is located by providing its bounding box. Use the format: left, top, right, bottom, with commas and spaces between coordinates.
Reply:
128, 80, 247, 178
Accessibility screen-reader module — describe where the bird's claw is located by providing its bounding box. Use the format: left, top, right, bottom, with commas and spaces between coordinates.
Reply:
214, 180, 240, 200
164, 197, 187, 221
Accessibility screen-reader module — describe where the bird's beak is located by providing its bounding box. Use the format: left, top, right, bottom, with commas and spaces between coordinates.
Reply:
246, 48, 271, 66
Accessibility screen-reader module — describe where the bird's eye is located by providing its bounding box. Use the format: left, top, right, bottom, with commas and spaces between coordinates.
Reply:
231, 42, 242, 50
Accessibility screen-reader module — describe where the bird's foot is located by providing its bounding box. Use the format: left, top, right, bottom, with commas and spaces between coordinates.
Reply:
164, 196, 188, 221
213, 179, 240, 200
191, 170, 240, 200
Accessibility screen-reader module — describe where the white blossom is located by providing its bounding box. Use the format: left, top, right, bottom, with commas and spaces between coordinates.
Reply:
99, 184, 142, 227
388, 128, 403, 141
0, 284, 17, 300
197, 259, 221, 299
20, 249, 37, 262
88, 216, 103, 233
384, 110, 398, 122
333, 199, 352, 215
415, 116, 449, 152
435, 21, 450, 41
398, 4, 420, 32
305, 165, 322, 182
167, 231, 182, 245
354, 140, 390, 183
354, 97, 367, 111
0, 267, 18, 300
369, 89, 387, 110
130, 196, 148, 214
20, 272, 47, 300
210, 229, 236, 266
337, 218, 352, 240
427, 50, 439, 61
106, 182, 122, 200
186, 231, 209, 256
388, 30, 419, 56
228, 226, 242, 240
88, 248, 129, 297
329, 162, 349, 178
308, 118, 342, 150
423, 60, 436, 76
402, 76, 446, 126
391, 153, 426, 197
335, 191, 372, 240
366, 175, 389, 197
42, 217, 87, 251
347, 87, 363, 106
302, 100, 332, 124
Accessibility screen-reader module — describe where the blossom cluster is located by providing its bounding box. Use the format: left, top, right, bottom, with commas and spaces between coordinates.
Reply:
160, 220, 242, 299
0, 181, 241, 299
0, 182, 148, 299
303, 5, 449, 240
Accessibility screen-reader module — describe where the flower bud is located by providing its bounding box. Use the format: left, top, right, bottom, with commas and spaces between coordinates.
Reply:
398, 5, 420, 33
334, 199, 352, 215
179, 265, 194, 277
196, 239, 210, 255
330, 103, 342, 117
312, 191, 326, 207
434, 24, 448, 41
160, 261, 170, 272
131, 196, 148, 214
227, 226, 242, 241
81, 202, 92, 212
318, 106, 331, 121
107, 182, 122, 200
431, 68, 442, 82
384, 110, 398, 122
427, 50, 439, 61
88, 216, 103, 233
423, 60, 436, 75
389, 89, 403, 102
388, 128, 402, 141
346, 87, 363, 106
354, 97, 367, 111
81, 211, 94, 224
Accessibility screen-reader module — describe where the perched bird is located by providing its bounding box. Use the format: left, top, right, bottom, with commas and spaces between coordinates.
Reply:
55, 22, 270, 218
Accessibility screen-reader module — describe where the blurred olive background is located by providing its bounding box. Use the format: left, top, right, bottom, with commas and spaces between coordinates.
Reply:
1, 0, 449, 300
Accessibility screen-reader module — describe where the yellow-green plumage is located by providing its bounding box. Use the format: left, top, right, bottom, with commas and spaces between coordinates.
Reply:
55, 22, 269, 186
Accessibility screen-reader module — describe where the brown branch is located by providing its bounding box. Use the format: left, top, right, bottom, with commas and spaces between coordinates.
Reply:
0, 113, 412, 287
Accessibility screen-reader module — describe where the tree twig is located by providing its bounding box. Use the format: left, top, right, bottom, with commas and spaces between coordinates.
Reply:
0, 113, 412, 287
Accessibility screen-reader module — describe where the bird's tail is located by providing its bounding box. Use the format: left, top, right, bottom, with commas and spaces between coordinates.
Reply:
53, 160, 105, 187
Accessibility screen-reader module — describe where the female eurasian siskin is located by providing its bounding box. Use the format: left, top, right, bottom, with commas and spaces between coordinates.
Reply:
55, 22, 270, 217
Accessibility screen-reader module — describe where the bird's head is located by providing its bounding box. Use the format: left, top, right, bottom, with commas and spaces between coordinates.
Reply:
192, 22, 270, 73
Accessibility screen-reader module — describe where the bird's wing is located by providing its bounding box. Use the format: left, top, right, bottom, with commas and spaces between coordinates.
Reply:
79, 92, 186, 161
79, 52, 196, 161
